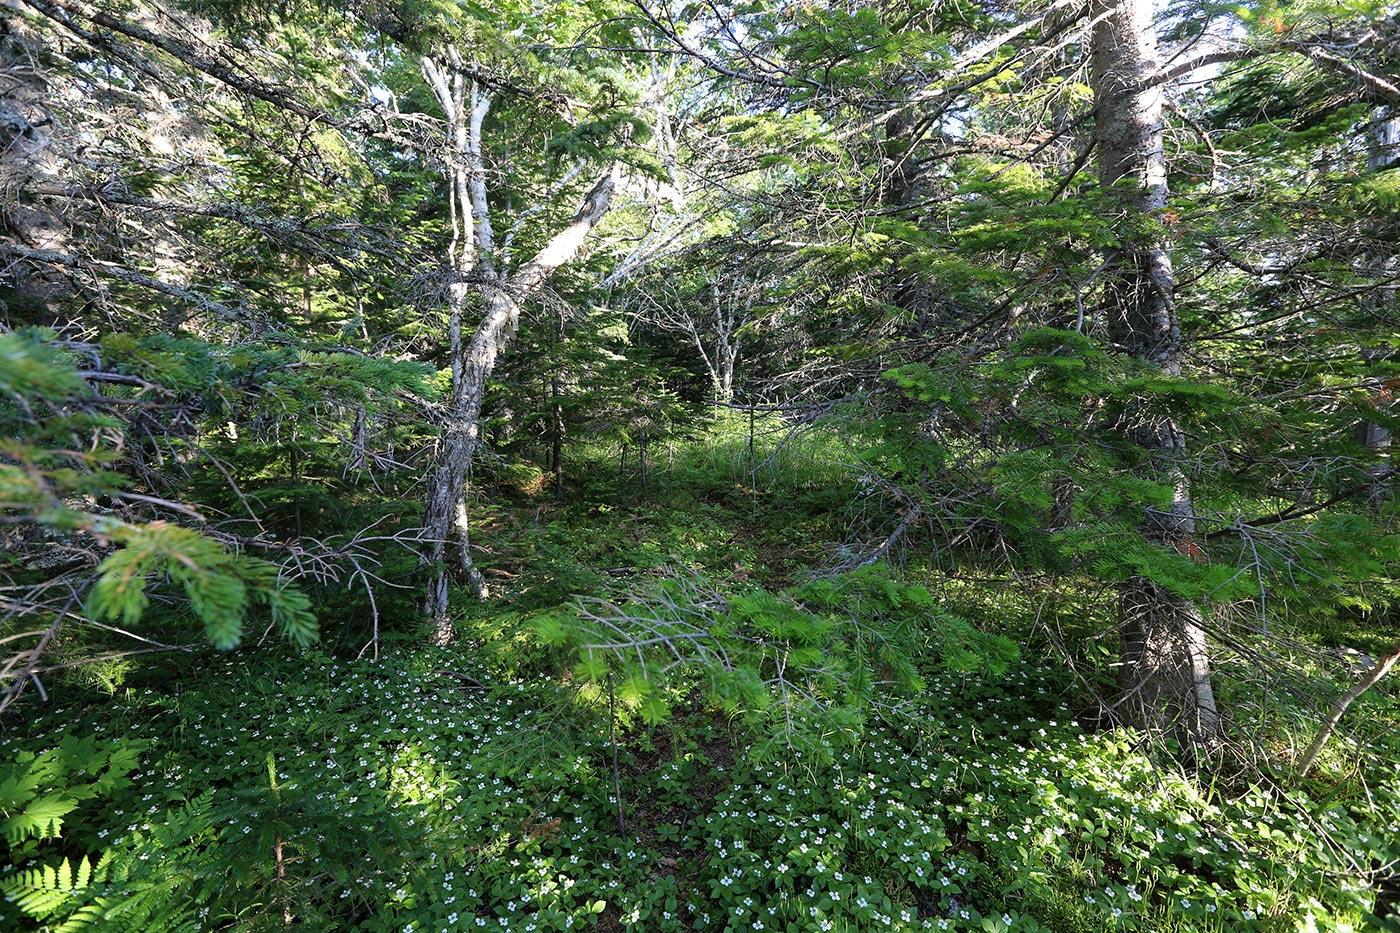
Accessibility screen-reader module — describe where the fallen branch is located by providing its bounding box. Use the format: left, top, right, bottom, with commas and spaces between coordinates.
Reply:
1296, 639, 1400, 776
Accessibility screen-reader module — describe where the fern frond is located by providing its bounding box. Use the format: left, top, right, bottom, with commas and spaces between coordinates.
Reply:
0, 794, 216, 933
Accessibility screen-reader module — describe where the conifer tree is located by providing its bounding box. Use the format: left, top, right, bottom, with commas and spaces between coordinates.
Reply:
1090, 0, 1219, 738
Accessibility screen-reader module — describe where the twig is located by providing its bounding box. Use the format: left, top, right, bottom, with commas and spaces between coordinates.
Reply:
1296, 640, 1400, 776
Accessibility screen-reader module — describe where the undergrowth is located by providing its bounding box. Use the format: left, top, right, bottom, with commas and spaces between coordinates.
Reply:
3, 418, 1398, 932
2, 644, 1396, 931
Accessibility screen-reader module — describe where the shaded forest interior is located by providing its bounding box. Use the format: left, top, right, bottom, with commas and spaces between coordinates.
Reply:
2, 0, 1400, 930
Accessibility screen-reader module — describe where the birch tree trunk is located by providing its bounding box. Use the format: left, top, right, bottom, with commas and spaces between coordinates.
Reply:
1091, 0, 1220, 741
420, 166, 620, 644
416, 53, 622, 643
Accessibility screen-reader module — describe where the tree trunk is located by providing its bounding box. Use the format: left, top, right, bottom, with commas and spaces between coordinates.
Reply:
551, 307, 566, 503
717, 342, 736, 404
1370, 106, 1399, 173
421, 167, 619, 643
882, 111, 935, 332
1092, 0, 1220, 740
1357, 107, 1397, 504
551, 376, 566, 503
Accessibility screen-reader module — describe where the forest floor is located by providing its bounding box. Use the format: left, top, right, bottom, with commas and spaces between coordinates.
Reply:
3, 434, 1398, 933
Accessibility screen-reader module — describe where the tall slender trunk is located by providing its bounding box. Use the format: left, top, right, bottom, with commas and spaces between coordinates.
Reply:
420, 167, 620, 643
1357, 107, 1397, 503
1092, 0, 1220, 740
550, 305, 566, 503
552, 382, 565, 503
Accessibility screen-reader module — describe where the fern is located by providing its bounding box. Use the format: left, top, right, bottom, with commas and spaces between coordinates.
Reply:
0, 736, 146, 848
0, 793, 215, 933
1, 791, 79, 847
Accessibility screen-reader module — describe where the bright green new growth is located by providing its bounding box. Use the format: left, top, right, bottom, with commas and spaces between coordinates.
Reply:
0, 331, 318, 654
540, 566, 1020, 757
87, 520, 317, 650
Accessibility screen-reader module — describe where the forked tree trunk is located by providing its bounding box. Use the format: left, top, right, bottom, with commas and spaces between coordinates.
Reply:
1091, 0, 1220, 740
421, 167, 620, 644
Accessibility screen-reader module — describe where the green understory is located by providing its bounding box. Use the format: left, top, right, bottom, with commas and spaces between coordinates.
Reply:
3, 650, 1394, 932
3, 434, 1397, 933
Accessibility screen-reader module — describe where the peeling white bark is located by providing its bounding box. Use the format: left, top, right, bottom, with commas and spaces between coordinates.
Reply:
420, 164, 620, 643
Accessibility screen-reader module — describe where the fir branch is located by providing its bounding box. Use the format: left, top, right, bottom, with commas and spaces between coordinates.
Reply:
1204, 483, 1375, 540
